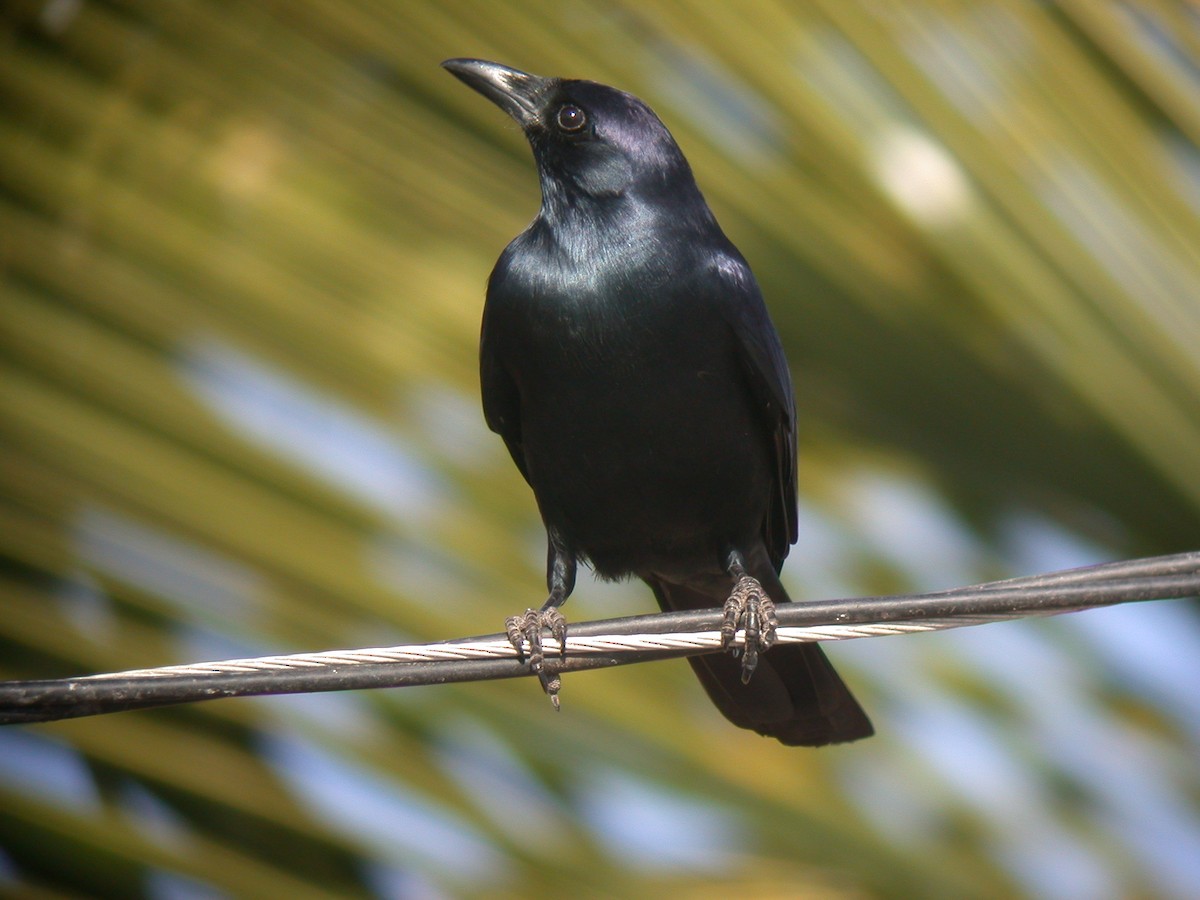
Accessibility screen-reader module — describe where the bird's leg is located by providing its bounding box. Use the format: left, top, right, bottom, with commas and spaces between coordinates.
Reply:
720, 549, 779, 683
506, 535, 576, 708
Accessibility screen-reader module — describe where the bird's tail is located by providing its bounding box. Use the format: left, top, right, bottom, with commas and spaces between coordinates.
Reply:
647, 570, 873, 747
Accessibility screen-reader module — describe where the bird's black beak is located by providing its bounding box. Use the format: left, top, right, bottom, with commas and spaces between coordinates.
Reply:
441, 58, 553, 129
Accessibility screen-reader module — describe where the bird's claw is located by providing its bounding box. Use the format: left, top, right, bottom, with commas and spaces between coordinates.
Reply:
505, 607, 567, 708
720, 575, 778, 683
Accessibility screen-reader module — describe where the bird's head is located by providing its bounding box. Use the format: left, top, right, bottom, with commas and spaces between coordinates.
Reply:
442, 58, 697, 211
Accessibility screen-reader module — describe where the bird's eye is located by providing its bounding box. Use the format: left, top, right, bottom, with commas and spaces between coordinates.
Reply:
555, 104, 587, 133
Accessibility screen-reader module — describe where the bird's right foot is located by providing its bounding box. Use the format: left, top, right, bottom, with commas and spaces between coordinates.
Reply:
506, 607, 567, 708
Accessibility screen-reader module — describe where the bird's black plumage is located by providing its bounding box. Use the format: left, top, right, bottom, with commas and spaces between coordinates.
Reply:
443, 58, 872, 746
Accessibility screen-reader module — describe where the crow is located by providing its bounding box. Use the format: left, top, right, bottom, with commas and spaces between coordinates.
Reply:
442, 58, 872, 745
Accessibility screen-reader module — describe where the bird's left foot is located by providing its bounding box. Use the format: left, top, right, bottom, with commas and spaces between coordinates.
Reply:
506, 607, 567, 708
720, 576, 778, 683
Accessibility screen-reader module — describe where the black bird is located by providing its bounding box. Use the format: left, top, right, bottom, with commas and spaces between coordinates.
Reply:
442, 58, 872, 746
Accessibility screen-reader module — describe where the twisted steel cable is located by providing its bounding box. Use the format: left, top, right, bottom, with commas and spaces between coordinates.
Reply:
2, 551, 1197, 724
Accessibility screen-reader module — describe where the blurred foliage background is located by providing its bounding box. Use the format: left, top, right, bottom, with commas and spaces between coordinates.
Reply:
2, 0, 1200, 897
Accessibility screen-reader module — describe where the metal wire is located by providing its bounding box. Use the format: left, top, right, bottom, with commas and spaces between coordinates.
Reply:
2, 551, 1197, 724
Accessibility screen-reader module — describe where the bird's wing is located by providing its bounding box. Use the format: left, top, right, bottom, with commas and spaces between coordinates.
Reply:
479, 304, 531, 484
706, 253, 798, 567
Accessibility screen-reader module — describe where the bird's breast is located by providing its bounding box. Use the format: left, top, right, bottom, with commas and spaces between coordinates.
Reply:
488, 278, 771, 576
